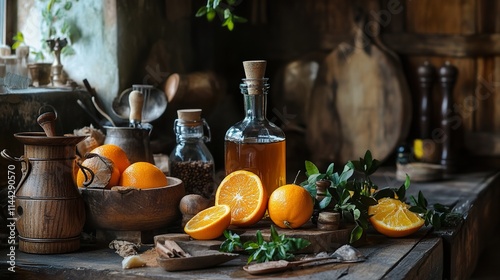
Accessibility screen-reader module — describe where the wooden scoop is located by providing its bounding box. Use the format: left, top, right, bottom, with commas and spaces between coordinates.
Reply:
243, 245, 366, 275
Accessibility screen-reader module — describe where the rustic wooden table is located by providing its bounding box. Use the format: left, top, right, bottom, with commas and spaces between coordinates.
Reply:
1, 169, 499, 280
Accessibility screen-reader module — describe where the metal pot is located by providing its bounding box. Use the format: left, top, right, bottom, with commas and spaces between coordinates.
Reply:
104, 125, 154, 164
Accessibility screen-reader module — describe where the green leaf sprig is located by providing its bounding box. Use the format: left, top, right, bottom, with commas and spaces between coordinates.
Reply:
196, 0, 247, 31
220, 225, 311, 264
409, 191, 463, 229
301, 150, 464, 242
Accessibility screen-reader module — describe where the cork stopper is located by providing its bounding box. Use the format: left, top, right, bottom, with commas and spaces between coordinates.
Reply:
242, 60, 267, 95
177, 109, 202, 125
243, 60, 267, 79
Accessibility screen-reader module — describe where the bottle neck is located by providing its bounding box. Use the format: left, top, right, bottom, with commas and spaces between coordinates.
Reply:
243, 93, 267, 121
240, 78, 269, 121
174, 119, 211, 143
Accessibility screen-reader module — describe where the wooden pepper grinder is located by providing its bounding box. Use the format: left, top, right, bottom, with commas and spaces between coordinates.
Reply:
438, 61, 461, 173
415, 61, 437, 162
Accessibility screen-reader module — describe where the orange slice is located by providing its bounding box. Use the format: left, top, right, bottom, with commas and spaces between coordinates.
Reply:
368, 197, 425, 238
215, 170, 267, 227
184, 205, 231, 240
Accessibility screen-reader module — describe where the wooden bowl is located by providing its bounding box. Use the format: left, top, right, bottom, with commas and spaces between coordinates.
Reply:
396, 163, 444, 182
80, 177, 185, 231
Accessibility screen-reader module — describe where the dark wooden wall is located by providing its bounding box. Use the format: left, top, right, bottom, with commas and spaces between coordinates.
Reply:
187, 0, 499, 170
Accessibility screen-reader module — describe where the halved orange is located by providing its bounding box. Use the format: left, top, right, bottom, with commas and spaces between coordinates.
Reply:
215, 170, 267, 227
184, 205, 231, 240
368, 197, 425, 238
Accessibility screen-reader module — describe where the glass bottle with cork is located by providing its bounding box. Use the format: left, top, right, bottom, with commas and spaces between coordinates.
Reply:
225, 60, 286, 196
169, 109, 215, 198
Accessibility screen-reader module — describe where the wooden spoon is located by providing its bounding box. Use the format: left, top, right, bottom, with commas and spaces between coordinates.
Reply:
243, 245, 366, 275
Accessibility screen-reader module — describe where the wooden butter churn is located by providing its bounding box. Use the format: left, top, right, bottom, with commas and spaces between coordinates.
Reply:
1, 109, 87, 254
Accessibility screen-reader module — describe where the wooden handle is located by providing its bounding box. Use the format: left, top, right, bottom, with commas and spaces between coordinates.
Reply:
37, 112, 57, 137
164, 73, 180, 103
129, 90, 144, 126
417, 61, 435, 139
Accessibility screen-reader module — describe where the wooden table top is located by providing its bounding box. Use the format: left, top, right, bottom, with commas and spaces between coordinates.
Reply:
1, 169, 499, 280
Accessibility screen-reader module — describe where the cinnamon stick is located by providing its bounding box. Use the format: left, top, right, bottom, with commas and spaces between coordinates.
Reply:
156, 242, 175, 258
165, 240, 191, 257
156, 240, 191, 258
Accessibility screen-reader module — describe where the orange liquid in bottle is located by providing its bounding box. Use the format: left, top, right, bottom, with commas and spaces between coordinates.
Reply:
225, 140, 286, 196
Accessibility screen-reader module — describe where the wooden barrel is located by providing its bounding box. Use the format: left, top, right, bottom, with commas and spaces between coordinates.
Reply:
6, 132, 86, 254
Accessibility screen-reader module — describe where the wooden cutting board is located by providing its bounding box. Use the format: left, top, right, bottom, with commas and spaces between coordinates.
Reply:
155, 220, 352, 254
306, 20, 412, 168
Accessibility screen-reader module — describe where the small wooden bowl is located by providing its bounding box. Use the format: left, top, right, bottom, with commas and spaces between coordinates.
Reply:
396, 163, 444, 182
80, 177, 185, 231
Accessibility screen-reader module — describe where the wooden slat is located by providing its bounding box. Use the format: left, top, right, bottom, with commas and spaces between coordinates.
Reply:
381, 33, 500, 57
475, 57, 496, 132
405, 0, 476, 35
495, 57, 500, 131
383, 237, 443, 280
437, 172, 500, 280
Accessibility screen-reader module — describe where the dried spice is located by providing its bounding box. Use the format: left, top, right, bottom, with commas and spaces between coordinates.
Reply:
170, 160, 215, 198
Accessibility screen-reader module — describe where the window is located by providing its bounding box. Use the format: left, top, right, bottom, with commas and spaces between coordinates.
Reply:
0, 0, 5, 45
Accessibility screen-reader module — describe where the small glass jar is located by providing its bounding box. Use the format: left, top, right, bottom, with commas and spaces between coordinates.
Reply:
169, 109, 215, 198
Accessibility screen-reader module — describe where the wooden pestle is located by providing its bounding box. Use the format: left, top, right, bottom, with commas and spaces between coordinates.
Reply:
129, 90, 144, 128
37, 111, 58, 137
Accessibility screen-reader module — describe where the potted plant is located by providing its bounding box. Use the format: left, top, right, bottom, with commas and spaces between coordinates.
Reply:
12, 0, 80, 86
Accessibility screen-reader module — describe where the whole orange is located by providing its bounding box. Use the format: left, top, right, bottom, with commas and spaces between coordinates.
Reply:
119, 162, 168, 189
76, 155, 120, 189
90, 144, 131, 174
268, 184, 314, 229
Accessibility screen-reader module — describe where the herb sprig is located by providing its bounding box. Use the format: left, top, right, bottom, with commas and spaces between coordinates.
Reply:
196, 0, 247, 31
220, 225, 311, 264
302, 150, 464, 242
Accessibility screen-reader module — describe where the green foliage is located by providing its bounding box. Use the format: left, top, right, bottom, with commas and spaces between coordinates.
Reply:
409, 191, 463, 229
12, 31, 46, 61
41, 0, 77, 39
220, 225, 311, 264
302, 150, 463, 243
196, 0, 247, 31
12, 31, 24, 50
13, 0, 80, 61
